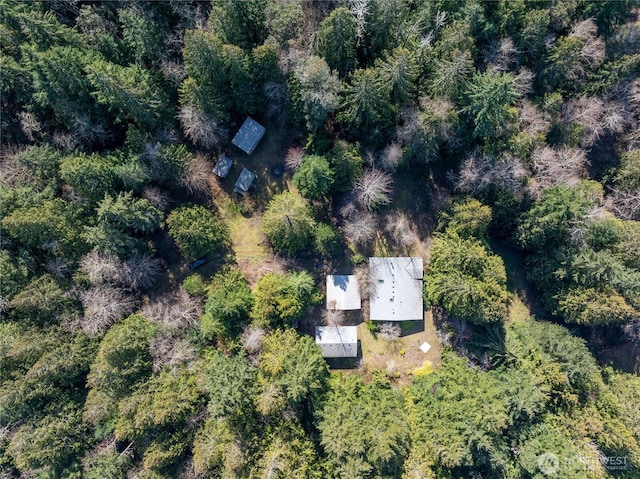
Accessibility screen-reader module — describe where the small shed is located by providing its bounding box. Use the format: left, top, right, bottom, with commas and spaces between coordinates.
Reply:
234, 167, 256, 195
231, 117, 265, 155
213, 155, 233, 178
326, 275, 361, 310
369, 257, 424, 321
315, 326, 358, 358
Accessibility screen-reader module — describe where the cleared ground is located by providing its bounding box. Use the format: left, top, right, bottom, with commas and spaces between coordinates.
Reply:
356, 312, 442, 386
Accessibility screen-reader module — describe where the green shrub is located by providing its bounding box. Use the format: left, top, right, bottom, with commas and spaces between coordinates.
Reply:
182, 274, 206, 296
352, 253, 366, 265
166, 205, 228, 259
314, 222, 340, 256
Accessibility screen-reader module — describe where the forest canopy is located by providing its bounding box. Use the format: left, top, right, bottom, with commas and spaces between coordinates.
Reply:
1, 0, 640, 478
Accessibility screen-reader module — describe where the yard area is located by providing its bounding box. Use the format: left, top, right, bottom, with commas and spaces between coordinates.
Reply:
208, 123, 292, 284
208, 122, 452, 384
357, 312, 442, 386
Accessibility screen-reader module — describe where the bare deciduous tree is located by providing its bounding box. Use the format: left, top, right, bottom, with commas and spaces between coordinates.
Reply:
379, 322, 401, 340
385, 213, 418, 250
323, 308, 345, 326
398, 98, 458, 162
0, 296, 9, 314
60, 184, 86, 205
607, 187, 640, 220
80, 250, 162, 290
485, 37, 519, 72
529, 145, 588, 194
79, 285, 138, 336
623, 319, 640, 343
142, 186, 170, 212
284, 147, 305, 172
379, 143, 403, 171
386, 359, 398, 376
518, 100, 551, 137
149, 331, 196, 373
160, 59, 187, 85
242, 324, 265, 357
339, 200, 359, 220
454, 152, 527, 194
180, 153, 213, 197
354, 168, 393, 210
0, 145, 31, 187
177, 106, 227, 150
568, 205, 609, 243
342, 211, 377, 245
264, 81, 289, 121
18, 111, 43, 142
563, 95, 627, 148
119, 255, 163, 290
449, 317, 472, 347
71, 114, 107, 147
570, 19, 605, 71
51, 131, 78, 152
46, 258, 71, 279
80, 250, 121, 285
513, 68, 534, 96
353, 265, 369, 300
621, 79, 640, 149
142, 288, 200, 330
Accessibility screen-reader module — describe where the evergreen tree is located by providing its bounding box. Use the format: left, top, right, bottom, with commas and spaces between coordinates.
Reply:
291, 56, 342, 131
251, 271, 320, 328
166, 205, 228, 259
261, 192, 315, 255
463, 70, 519, 141
292, 155, 335, 201
202, 267, 253, 339
426, 232, 508, 323
256, 328, 328, 416
317, 7, 357, 77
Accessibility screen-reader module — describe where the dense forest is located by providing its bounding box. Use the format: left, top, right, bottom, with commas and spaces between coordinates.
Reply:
1, 0, 640, 478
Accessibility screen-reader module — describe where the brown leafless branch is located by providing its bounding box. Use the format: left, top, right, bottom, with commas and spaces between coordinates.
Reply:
177, 106, 227, 150
149, 331, 196, 373
79, 285, 138, 336
284, 147, 305, 172
342, 211, 377, 246
378, 322, 401, 340
354, 168, 393, 210
180, 153, 213, 197
142, 288, 200, 330
378, 143, 403, 171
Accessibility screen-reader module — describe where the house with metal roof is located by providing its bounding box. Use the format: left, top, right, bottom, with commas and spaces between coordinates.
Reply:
315, 326, 358, 358
231, 117, 265, 155
213, 155, 233, 178
326, 275, 361, 310
234, 167, 256, 195
369, 257, 424, 321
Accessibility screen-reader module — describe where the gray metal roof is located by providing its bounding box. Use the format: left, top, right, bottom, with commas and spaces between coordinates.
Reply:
369, 257, 424, 321
231, 117, 265, 155
213, 155, 233, 178
234, 167, 256, 194
315, 326, 358, 358
326, 275, 361, 310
